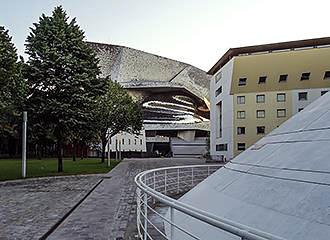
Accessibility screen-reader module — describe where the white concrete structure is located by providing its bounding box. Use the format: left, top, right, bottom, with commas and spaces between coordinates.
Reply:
171, 91, 330, 239
106, 130, 146, 153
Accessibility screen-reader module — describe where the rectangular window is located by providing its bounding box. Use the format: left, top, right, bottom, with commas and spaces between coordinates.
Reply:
300, 72, 311, 81
134, 139, 137, 145
277, 93, 286, 102
238, 78, 247, 86
217, 102, 222, 138
128, 139, 131, 145
321, 90, 328, 96
298, 92, 308, 101
258, 76, 267, 84
140, 139, 143, 145
215, 71, 222, 83
324, 71, 330, 80
298, 108, 304, 112
256, 110, 265, 118
122, 139, 125, 145
237, 143, 246, 151
215, 86, 222, 96
257, 126, 265, 134
277, 109, 286, 118
237, 127, 246, 135
237, 111, 246, 119
216, 144, 228, 151
237, 96, 245, 104
279, 74, 288, 82
256, 94, 265, 103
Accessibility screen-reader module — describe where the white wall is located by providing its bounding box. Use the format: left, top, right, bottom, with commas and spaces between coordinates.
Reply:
106, 130, 146, 152
210, 59, 234, 160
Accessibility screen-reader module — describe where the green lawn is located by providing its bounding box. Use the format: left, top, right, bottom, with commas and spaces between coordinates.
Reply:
0, 158, 120, 181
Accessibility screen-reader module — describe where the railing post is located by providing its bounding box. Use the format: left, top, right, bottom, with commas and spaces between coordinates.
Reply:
153, 171, 156, 204
177, 168, 180, 193
207, 166, 210, 176
169, 206, 174, 239
191, 167, 194, 187
144, 192, 148, 240
164, 169, 167, 195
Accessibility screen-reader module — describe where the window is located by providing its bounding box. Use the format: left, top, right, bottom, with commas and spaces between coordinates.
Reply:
122, 139, 125, 144
321, 90, 328, 96
256, 110, 265, 118
134, 139, 137, 145
324, 71, 330, 80
140, 139, 143, 145
215, 71, 222, 83
238, 78, 247, 86
279, 74, 288, 82
217, 102, 222, 138
257, 126, 265, 134
237, 96, 245, 104
300, 72, 310, 81
256, 94, 265, 103
216, 144, 228, 151
237, 127, 246, 135
237, 143, 246, 151
258, 76, 267, 84
277, 109, 286, 118
298, 92, 308, 101
298, 108, 304, 112
277, 93, 286, 102
237, 111, 246, 119
128, 139, 131, 145
215, 86, 222, 96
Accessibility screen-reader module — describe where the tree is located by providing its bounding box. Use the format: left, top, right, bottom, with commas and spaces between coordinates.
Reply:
0, 26, 25, 139
96, 79, 143, 163
25, 6, 107, 172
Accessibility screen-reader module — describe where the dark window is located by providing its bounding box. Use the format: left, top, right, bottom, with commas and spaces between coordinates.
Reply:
237, 96, 245, 104
238, 78, 247, 86
324, 71, 330, 79
298, 92, 308, 101
256, 94, 265, 103
277, 109, 286, 118
237, 111, 246, 119
237, 143, 246, 151
215, 86, 222, 96
277, 93, 286, 102
140, 139, 143, 145
258, 76, 267, 84
134, 139, 137, 145
128, 139, 131, 145
237, 127, 246, 135
256, 110, 265, 118
216, 144, 228, 151
122, 139, 125, 144
257, 126, 265, 134
279, 74, 288, 82
215, 71, 222, 83
300, 72, 310, 81
321, 90, 328, 96
298, 108, 304, 112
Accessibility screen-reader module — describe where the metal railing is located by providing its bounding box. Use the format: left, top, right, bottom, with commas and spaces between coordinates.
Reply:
135, 164, 286, 240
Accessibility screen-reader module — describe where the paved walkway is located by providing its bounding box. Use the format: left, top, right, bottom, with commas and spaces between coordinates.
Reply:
48, 158, 206, 240
0, 174, 102, 240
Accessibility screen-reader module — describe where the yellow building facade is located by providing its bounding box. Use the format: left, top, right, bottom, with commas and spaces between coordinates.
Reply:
209, 38, 330, 160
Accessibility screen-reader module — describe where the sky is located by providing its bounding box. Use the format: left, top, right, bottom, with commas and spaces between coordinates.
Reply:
1, 0, 330, 71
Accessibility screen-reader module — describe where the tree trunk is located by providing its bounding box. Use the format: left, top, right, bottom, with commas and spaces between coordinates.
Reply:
72, 141, 77, 161
57, 139, 63, 172
101, 135, 106, 163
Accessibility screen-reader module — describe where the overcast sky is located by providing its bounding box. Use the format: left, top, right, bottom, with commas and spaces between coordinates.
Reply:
1, 0, 329, 71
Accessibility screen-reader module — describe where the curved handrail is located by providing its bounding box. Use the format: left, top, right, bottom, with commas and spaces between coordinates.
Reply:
135, 164, 286, 240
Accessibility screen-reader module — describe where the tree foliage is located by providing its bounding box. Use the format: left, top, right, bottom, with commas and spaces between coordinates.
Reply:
96, 79, 143, 162
0, 26, 25, 138
25, 6, 107, 171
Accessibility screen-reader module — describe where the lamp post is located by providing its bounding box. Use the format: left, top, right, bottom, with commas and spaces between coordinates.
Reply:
22, 111, 27, 178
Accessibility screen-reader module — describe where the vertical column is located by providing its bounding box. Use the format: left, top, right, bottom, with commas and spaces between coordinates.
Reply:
22, 111, 27, 178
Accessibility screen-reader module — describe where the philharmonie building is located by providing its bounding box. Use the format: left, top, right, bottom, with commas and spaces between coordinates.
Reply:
88, 42, 211, 158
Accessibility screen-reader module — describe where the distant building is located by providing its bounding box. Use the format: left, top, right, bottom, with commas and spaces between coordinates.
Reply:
209, 37, 330, 160
88, 42, 211, 157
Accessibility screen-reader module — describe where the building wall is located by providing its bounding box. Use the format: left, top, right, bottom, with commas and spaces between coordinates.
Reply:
210, 59, 234, 160
211, 46, 330, 160
106, 130, 146, 152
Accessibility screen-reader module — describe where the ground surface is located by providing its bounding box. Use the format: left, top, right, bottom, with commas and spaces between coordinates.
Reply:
0, 158, 119, 181
0, 158, 206, 240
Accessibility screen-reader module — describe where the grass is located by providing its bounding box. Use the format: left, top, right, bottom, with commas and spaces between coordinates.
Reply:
0, 158, 120, 181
